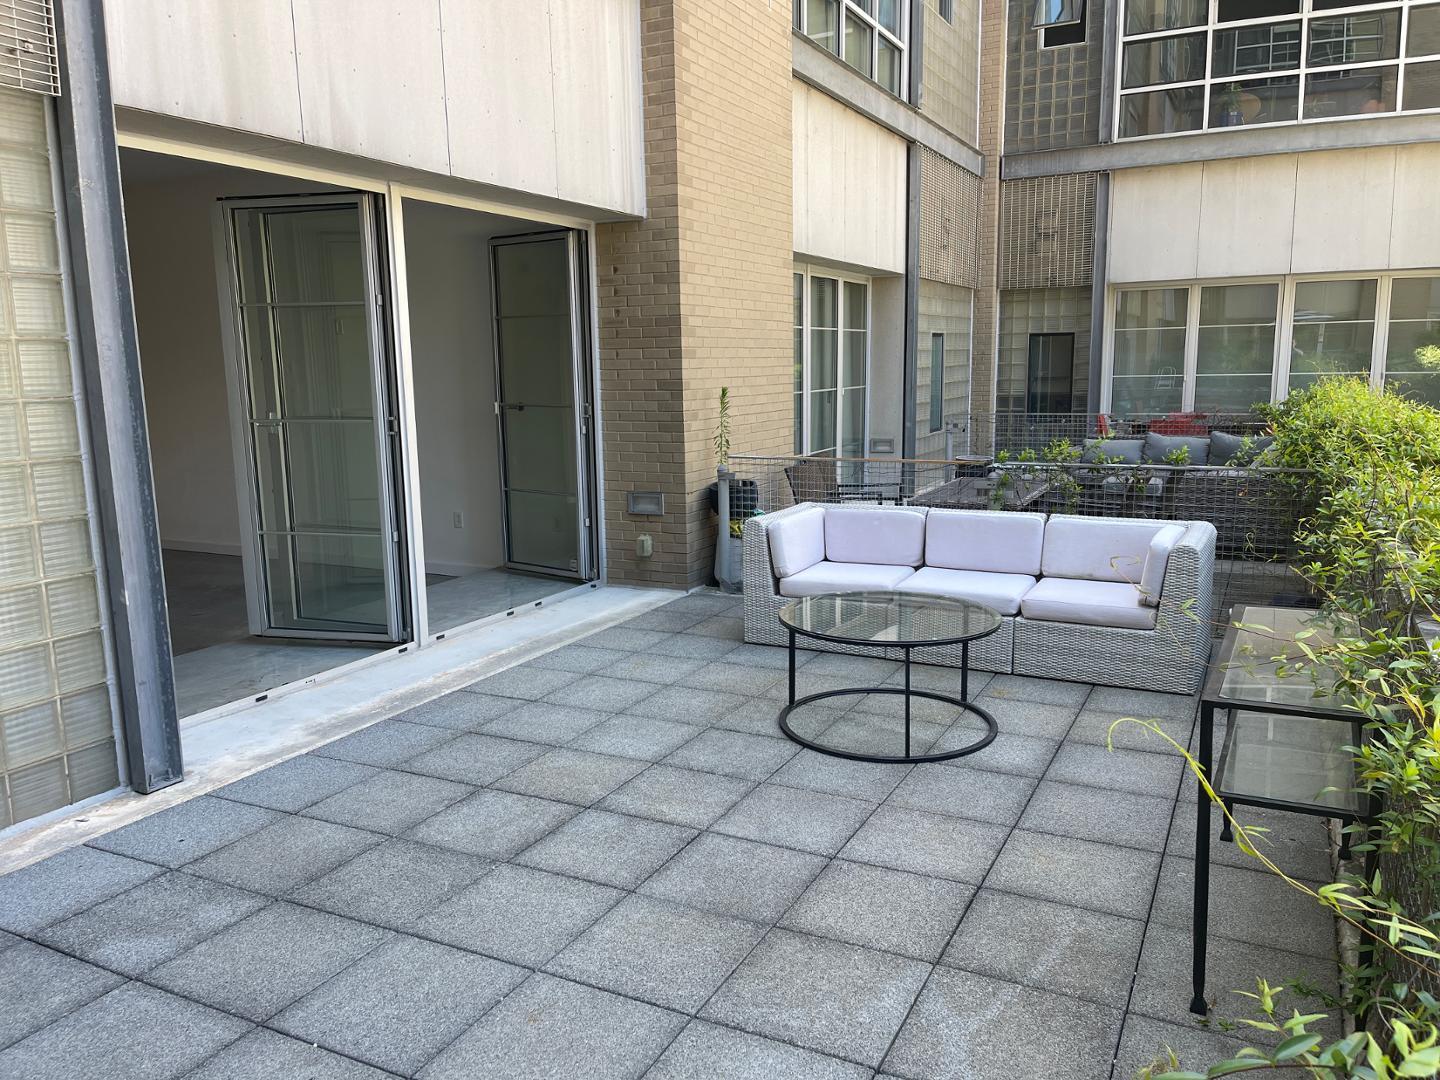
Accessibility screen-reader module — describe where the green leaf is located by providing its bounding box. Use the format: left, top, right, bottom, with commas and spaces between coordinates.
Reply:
1274, 1033, 1322, 1061
1206, 1060, 1270, 1077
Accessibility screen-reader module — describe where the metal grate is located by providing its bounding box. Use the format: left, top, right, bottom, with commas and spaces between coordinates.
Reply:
919, 147, 981, 288
0, 0, 58, 97
998, 174, 1096, 290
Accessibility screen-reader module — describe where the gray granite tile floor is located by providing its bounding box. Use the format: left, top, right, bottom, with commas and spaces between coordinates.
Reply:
0, 592, 1341, 1080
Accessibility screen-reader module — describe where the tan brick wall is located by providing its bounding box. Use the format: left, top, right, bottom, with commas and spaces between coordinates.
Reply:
597, 0, 793, 589
970, 0, 1006, 440
921, 0, 981, 147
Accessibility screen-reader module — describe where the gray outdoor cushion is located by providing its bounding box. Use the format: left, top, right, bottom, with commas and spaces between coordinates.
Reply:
1142, 433, 1210, 466
1080, 438, 1143, 465
1209, 430, 1274, 466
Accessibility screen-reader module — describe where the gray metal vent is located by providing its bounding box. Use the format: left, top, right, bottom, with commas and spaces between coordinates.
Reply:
998, 173, 1097, 290
0, 0, 58, 96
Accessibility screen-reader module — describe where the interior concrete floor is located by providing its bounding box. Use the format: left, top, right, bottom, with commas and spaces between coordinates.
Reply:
425, 567, 576, 635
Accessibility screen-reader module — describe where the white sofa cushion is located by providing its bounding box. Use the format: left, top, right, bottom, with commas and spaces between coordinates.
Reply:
1040, 517, 1167, 584
1020, 577, 1157, 630
778, 561, 916, 597
925, 510, 1045, 576
768, 505, 827, 578
1138, 524, 1186, 607
824, 505, 927, 567
897, 566, 1036, 616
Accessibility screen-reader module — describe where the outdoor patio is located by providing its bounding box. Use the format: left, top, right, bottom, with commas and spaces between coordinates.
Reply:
0, 590, 1340, 1080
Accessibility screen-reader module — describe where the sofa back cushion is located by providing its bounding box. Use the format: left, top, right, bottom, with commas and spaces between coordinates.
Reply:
1143, 433, 1210, 466
1040, 516, 1167, 584
1210, 430, 1275, 466
1080, 438, 1143, 465
767, 505, 827, 578
824, 505, 927, 567
1139, 524, 1186, 606
925, 510, 1046, 576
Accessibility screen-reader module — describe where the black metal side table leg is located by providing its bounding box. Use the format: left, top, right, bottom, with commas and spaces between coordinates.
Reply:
903, 646, 911, 759
787, 628, 796, 707
961, 641, 969, 703
1191, 701, 1215, 1016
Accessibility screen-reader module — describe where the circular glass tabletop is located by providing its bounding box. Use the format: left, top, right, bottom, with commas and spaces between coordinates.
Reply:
778, 591, 1002, 648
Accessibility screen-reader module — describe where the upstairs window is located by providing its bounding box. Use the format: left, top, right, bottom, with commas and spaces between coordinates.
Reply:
1115, 0, 1440, 139
796, 0, 910, 97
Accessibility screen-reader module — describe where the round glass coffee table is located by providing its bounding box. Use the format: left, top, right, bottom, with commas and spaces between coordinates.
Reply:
777, 591, 1001, 764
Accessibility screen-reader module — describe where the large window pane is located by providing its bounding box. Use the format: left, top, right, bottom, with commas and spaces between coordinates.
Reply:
1289, 279, 1377, 391
844, 12, 873, 76
1383, 277, 1440, 406
1303, 66, 1398, 118
929, 334, 944, 433
1213, 22, 1301, 77
810, 389, 837, 454
1122, 33, 1206, 89
1403, 61, 1440, 111
806, 0, 839, 53
1113, 288, 1187, 415
877, 37, 901, 93
1118, 85, 1204, 136
1408, 5, 1440, 58
1124, 0, 1205, 35
1218, 0, 1298, 21
1195, 284, 1278, 412
876, 0, 901, 35
1209, 76, 1299, 126
1308, 12, 1400, 68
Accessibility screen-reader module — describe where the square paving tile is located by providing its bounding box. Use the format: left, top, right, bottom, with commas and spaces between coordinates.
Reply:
933, 728, 1060, 779
479, 701, 610, 745
567, 714, 701, 760
414, 864, 622, 967
463, 664, 581, 700
623, 606, 711, 632
598, 765, 753, 829
543, 675, 660, 714
701, 928, 929, 1068
812, 715, 950, 759
679, 661, 785, 696
712, 783, 875, 856
290, 838, 492, 928
0, 846, 163, 934
1021, 779, 1174, 851
391, 691, 520, 732
663, 729, 799, 781
647, 1019, 872, 1080
1045, 742, 1185, 798
968, 695, 1080, 740
0, 942, 125, 1051
1111, 1014, 1251, 1080
186, 816, 381, 895
187, 1028, 394, 1080
313, 720, 458, 768
547, 894, 764, 1012
302, 768, 474, 836
1086, 685, 1197, 721
0, 982, 250, 1080
650, 632, 742, 661
632, 685, 749, 725
1169, 792, 1335, 883
1069, 707, 1191, 754
770, 751, 912, 802
781, 860, 974, 962
404, 732, 547, 785
941, 890, 1144, 1008
492, 747, 649, 805
725, 643, 815, 671
528, 643, 631, 674
640, 833, 827, 923
840, 806, 1008, 884
710, 698, 847, 739
606, 651, 710, 684
886, 764, 1036, 826
686, 615, 743, 640
273, 935, 525, 1076
881, 663, 990, 696
985, 830, 1162, 920
981, 674, 1093, 707
820, 685, 960, 724
213, 755, 377, 813
148, 902, 389, 1021
404, 788, 580, 859
882, 967, 1123, 1080
516, 809, 697, 889
37, 871, 267, 977
576, 626, 670, 653
805, 652, 900, 680
88, 796, 280, 869
419, 973, 686, 1080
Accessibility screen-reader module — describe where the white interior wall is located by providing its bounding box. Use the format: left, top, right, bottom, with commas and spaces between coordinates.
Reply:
867, 275, 908, 455
1109, 143, 1440, 284
120, 152, 336, 555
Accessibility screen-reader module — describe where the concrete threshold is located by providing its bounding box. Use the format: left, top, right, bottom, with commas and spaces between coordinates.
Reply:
0, 583, 680, 873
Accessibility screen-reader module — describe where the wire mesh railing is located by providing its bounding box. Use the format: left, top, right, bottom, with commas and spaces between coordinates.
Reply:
724, 452, 1318, 618
923, 411, 1273, 458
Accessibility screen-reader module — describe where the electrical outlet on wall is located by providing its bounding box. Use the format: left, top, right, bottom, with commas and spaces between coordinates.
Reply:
452, 511, 463, 529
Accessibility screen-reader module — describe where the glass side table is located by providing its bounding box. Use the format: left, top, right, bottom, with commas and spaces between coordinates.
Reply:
1190, 605, 1378, 1015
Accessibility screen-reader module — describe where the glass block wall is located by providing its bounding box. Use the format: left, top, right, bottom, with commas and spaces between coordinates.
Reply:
996, 286, 1093, 413
914, 280, 974, 459
0, 87, 120, 828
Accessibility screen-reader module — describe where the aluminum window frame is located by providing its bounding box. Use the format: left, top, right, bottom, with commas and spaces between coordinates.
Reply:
795, 0, 912, 99
793, 264, 873, 458
1112, 0, 1440, 141
1100, 269, 1440, 412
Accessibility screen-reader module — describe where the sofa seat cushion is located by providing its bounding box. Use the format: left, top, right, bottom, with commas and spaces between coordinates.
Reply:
1020, 577, 1157, 630
778, 561, 916, 598
768, 505, 827, 578
823, 505, 927, 567
897, 567, 1035, 616
924, 510, 1045, 576
1041, 517, 1167, 584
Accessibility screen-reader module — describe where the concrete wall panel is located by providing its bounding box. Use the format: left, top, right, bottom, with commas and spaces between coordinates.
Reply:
1108, 163, 1202, 283
1391, 144, 1440, 270
1196, 156, 1297, 279
1292, 148, 1395, 274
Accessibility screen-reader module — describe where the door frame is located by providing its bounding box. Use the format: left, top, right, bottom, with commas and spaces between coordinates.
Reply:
211, 192, 408, 642
488, 229, 599, 582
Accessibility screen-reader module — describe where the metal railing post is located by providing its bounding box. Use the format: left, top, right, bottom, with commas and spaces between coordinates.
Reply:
716, 464, 732, 586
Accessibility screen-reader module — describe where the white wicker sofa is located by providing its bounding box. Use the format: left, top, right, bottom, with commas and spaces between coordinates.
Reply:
741, 503, 1216, 694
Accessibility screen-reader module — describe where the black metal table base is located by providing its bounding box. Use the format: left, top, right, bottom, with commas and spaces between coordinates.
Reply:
778, 632, 997, 764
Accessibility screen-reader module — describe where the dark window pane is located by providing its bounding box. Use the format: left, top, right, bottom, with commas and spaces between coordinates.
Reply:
1308, 12, 1400, 68
1303, 65, 1398, 118
1213, 22, 1301, 77
844, 12, 873, 76
1124, 0, 1205, 35
1027, 334, 1075, 414
1118, 84, 1205, 135
1403, 60, 1440, 111
1209, 76, 1299, 126
1042, 18, 1086, 46
1218, 0, 1298, 22
1408, 4, 1440, 58
929, 334, 945, 433
1122, 33, 1207, 89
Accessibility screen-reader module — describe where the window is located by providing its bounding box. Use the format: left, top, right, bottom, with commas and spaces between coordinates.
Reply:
1043, 19, 1087, 46
1027, 334, 1076, 412
1115, 0, 1440, 138
929, 333, 945, 432
1105, 274, 1440, 414
794, 267, 869, 457
1034, 0, 1084, 27
796, 0, 909, 96
938, 0, 953, 23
